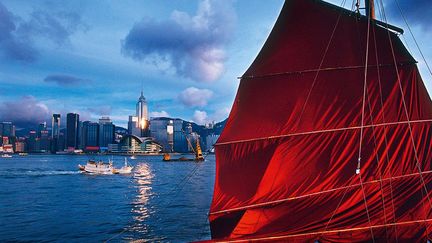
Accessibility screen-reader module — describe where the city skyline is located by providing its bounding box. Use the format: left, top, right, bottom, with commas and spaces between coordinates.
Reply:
0, 0, 431, 129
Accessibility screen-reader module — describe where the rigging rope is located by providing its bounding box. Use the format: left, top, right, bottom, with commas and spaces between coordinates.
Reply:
371, 11, 398, 240
393, 0, 432, 79
377, 0, 432, 237
356, 5, 375, 240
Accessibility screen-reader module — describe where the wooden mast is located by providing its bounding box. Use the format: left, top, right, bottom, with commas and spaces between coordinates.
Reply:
365, 0, 375, 19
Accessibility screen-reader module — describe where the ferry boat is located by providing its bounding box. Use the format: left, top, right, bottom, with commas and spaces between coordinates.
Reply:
78, 158, 133, 174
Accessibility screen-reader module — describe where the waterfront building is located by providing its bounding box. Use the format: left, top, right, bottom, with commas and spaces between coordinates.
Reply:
57, 129, 66, 152
2, 136, 9, 145
98, 117, 115, 149
51, 114, 61, 153
39, 130, 50, 152
14, 141, 25, 153
81, 121, 99, 151
37, 122, 47, 138
66, 113, 79, 149
117, 135, 161, 154
149, 118, 172, 152
27, 130, 39, 152
128, 115, 141, 137
1, 122, 15, 137
173, 119, 188, 153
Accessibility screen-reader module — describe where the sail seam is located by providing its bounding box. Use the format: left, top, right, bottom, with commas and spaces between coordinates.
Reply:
215, 119, 432, 146
214, 218, 432, 242
238, 62, 416, 79
210, 169, 432, 215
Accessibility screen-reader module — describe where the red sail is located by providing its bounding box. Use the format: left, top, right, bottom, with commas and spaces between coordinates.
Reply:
209, 0, 432, 242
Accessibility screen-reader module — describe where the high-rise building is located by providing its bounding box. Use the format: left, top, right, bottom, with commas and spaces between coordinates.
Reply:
82, 121, 99, 149
51, 114, 61, 153
66, 113, 79, 149
128, 115, 141, 137
136, 91, 149, 137
150, 119, 171, 152
39, 130, 50, 152
27, 130, 39, 152
37, 122, 47, 138
1, 122, 14, 137
52, 114, 61, 139
98, 117, 114, 148
173, 119, 188, 153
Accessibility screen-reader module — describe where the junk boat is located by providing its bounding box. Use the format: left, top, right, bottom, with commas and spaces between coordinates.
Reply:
163, 136, 204, 162
78, 158, 133, 174
204, 0, 432, 242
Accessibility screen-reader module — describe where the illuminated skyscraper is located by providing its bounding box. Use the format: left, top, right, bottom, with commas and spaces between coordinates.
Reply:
136, 91, 149, 137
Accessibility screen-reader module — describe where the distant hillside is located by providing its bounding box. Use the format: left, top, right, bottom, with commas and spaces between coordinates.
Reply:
150, 117, 227, 137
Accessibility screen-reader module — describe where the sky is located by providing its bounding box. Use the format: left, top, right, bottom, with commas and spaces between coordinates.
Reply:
0, 0, 431, 129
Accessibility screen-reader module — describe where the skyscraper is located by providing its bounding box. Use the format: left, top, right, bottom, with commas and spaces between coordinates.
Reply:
128, 115, 141, 137
136, 91, 149, 137
37, 122, 47, 138
52, 114, 60, 139
82, 121, 99, 150
98, 117, 115, 148
66, 113, 79, 149
1, 122, 14, 137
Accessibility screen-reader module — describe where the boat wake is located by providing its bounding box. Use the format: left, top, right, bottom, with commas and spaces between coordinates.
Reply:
0, 170, 81, 177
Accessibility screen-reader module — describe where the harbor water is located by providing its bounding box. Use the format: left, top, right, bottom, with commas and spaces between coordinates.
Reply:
0, 154, 215, 242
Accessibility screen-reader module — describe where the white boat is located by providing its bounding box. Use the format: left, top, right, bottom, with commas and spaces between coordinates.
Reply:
115, 158, 134, 174
78, 158, 133, 174
130, 155, 137, 160
1, 154, 12, 158
78, 160, 116, 174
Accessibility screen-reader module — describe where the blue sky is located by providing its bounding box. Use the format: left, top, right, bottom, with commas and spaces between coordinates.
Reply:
0, 0, 431, 128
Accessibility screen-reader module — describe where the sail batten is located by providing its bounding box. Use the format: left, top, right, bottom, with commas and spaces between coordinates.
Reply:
215, 119, 432, 146
239, 61, 417, 79
209, 0, 432, 241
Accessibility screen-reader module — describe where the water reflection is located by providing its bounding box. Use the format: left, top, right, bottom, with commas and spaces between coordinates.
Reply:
130, 162, 154, 234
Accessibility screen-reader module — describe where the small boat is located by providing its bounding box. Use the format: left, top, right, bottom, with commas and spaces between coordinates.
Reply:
78, 158, 133, 174
130, 155, 137, 160
114, 158, 134, 174
18, 153, 28, 156
1, 154, 12, 158
78, 160, 117, 174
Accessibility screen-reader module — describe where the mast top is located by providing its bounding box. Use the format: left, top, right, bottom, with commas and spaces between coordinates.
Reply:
365, 0, 376, 19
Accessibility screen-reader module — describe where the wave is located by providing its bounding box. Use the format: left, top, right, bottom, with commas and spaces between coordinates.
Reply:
0, 170, 81, 177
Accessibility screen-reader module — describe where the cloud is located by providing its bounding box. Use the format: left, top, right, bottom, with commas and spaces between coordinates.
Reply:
150, 110, 170, 118
0, 2, 85, 62
121, 0, 236, 82
387, 0, 432, 31
192, 107, 229, 125
192, 110, 208, 125
44, 74, 90, 86
87, 106, 112, 116
211, 107, 230, 122
0, 96, 51, 127
178, 87, 213, 107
